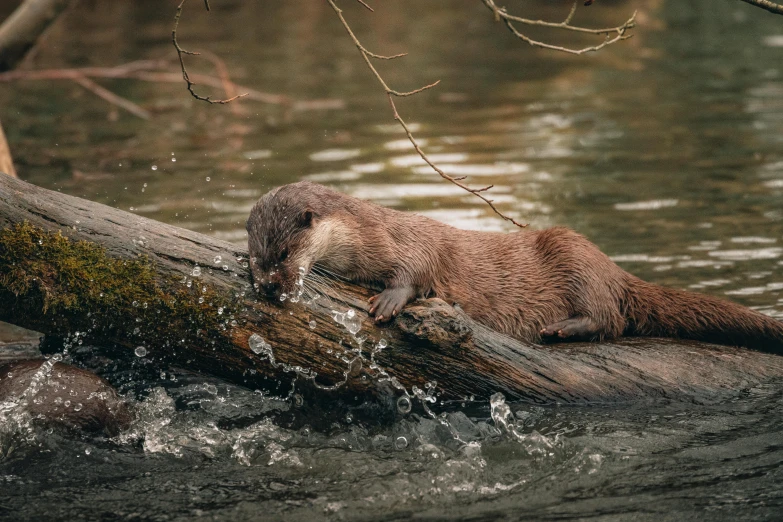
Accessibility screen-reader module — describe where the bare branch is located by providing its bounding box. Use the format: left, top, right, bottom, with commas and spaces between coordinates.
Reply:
481, 0, 636, 55
71, 75, 151, 120
355, 0, 374, 12
172, 0, 247, 104
387, 95, 527, 228
327, 0, 527, 227
738, 0, 783, 14
0, 61, 347, 113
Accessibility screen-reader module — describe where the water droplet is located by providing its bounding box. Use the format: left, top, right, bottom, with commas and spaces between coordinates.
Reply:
84, 448, 91, 455
248, 333, 269, 355
377, 338, 388, 349
171, 157, 177, 162
345, 413, 353, 423
206, 176, 211, 182
151, 165, 158, 171
198, 296, 205, 304
192, 266, 202, 277
213, 255, 222, 264
223, 265, 229, 271
132, 300, 139, 307
143, 183, 148, 188
74, 403, 83, 412
280, 293, 288, 301
64, 400, 71, 408
395, 436, 408, 450
346, 309, 356, 319
397, 396, 412, 414
218, 307, 224, 315
135, 346, 147, 357
309, 320, 317, 329
204, 384, 218, 395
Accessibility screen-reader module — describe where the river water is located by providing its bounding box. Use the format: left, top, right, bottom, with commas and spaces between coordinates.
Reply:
1, 0, 783, 520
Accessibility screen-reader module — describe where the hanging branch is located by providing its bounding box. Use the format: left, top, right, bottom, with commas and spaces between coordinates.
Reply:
738, 0, 783, 14
327, 0, 528, 228
481, 0, 636, 55
172, 0, 247, 104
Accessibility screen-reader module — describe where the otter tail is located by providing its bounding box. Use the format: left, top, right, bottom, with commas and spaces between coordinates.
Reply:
623, 278, 783, 355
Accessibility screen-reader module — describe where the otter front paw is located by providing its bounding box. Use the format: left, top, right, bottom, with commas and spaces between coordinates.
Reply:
540, 316, 600, 342
368, 287, 415, 322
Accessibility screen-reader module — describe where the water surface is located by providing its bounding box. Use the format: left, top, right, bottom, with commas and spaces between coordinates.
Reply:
1, 0, 783, 520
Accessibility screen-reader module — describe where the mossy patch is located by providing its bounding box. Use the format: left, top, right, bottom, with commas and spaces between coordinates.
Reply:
0, 222, 237, 350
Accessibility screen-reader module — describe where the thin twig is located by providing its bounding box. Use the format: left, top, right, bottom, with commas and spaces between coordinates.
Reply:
482, 0, 636, 55
738, 0, 783, 14
355, 0, 374, 12
72, 75, 151, 119
172, 0, 247, 104
327, 0, 526, 227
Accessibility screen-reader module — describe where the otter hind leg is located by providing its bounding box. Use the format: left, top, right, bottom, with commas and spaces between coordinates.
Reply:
369, 286, 416, 322
540, 316, 601, 342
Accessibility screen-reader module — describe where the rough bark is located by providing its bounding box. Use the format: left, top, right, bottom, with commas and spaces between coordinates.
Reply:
1, 174, 782, 404
0, 0, 73, 72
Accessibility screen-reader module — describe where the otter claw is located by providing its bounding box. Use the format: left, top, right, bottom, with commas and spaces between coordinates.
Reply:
369, 286, 415, 323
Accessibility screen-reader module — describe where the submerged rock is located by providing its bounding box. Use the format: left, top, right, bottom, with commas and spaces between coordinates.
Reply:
0, 359, 133, 436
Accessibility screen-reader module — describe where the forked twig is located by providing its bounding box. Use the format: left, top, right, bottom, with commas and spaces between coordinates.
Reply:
172, 0, 247, 104
482, 0, 636, 55
327, 0, 527, 228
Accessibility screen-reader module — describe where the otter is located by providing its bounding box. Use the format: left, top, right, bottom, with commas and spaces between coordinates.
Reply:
247, 181, 783, 354
0, 360, 133, 436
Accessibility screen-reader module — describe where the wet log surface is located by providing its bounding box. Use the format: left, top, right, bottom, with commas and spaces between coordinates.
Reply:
1, 174, 783, 404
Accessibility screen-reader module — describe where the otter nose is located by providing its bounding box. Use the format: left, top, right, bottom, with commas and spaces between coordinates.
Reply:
251, 263, 282, 295
260, 280, 280, 297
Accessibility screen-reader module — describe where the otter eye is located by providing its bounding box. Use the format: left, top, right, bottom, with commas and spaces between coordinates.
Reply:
279, 248, 288, 263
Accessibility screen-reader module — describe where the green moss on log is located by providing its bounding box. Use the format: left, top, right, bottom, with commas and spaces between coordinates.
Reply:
0, 222, 238, 352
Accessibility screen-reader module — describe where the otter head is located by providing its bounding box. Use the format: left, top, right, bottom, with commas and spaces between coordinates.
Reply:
246, 182, 357, 298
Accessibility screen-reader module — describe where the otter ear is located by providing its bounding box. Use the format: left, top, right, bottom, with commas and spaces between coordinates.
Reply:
300, 209, 314, 227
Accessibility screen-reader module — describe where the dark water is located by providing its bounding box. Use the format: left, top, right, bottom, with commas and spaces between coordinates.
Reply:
1, 0, 783, 520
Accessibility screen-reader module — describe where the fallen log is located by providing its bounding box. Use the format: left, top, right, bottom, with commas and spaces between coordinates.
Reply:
1, 174, 783, 405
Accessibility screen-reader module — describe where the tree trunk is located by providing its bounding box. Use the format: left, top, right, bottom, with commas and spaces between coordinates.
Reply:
1, 174, 782, 404
0, 0, 73, 72
0, 119, 15, 178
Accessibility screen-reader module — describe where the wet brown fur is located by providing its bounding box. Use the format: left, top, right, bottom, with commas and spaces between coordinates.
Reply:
247, 182, 783, 354
0, 360, 133, 436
